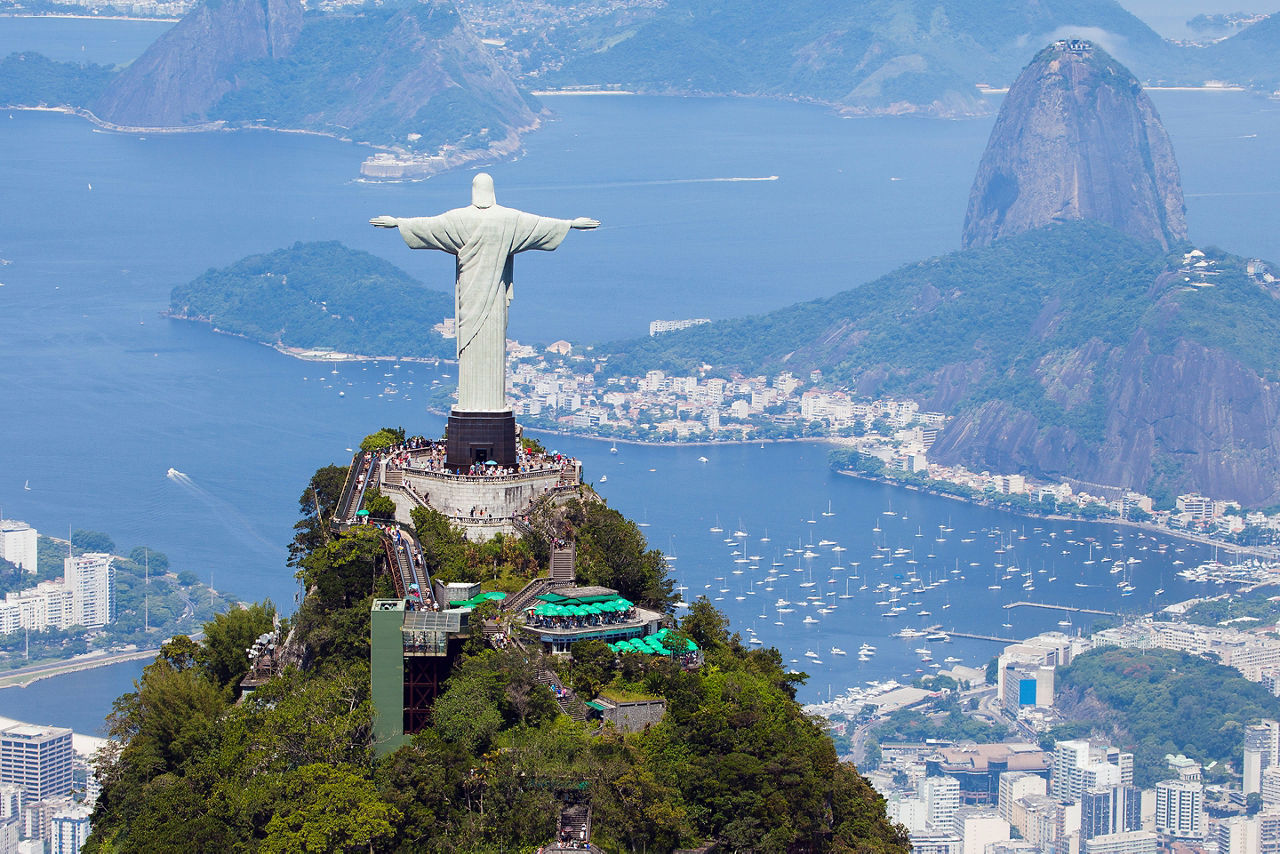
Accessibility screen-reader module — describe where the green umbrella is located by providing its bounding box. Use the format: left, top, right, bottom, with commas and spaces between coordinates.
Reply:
355, 509, 370, 517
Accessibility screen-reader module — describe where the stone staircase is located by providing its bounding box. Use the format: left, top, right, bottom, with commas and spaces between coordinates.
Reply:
536, 666, 589, 722
558, 802, 592, 847
504, 575, 559, 614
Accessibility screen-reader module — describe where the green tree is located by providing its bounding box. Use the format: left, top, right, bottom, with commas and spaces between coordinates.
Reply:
361, 488, 396, 520
360, 426, 405, 452
262, 764, 400, 853
72, 529, 114, 553
289, 464, 349, 567
128, 547, 169, 573
199, 602, 276, 692
680, 597, 730, 651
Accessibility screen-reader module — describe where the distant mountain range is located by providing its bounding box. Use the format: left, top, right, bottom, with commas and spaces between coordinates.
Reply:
1, 0, 540, 155
3, 0, 1280, 145
512, 0, 1278, 116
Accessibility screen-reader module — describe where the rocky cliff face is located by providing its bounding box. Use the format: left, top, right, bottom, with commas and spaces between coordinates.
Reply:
94, 0, 303, 127
962, 41, 1187, 250
92, 0, 537, 153
928, 333, 1280, 506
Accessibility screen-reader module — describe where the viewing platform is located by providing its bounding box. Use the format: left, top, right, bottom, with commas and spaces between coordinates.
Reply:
338, 436, 585, 542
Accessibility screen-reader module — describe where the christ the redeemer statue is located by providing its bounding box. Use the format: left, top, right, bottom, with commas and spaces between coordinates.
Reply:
371, 173, 598, 413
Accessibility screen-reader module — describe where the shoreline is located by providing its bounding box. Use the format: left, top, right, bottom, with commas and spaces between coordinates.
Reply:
0, 646, 156, 690
3, 105, 530, 177
520, 424, 837, 449
833, 468, 1279, 560
0, 11, 178, 21
163, 313, 456, 365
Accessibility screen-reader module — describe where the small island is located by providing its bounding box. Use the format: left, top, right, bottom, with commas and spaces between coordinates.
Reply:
167, 241, 456, 362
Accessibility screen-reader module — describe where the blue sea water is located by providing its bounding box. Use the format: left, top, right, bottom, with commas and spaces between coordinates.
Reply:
0, 19, 1277, 726
0, 16, 171, 64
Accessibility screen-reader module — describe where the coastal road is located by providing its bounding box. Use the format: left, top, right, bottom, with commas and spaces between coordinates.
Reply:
0, 647, 159, 690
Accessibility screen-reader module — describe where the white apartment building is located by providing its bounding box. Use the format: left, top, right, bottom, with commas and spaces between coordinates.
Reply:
1217, 812, 1280, 854
998, 771, 1047, 824
921, 776, 961, 831
0, 523, 37, 575
1263, 767, 1280, 809
1052, 740, 1127, 802
1154, 779, 1204, 840
49, 803, 91, 854
954, 808, 1010, 854
0, 583, 74, 635
63, 553, 114, 629
1246, 721, 1280, 795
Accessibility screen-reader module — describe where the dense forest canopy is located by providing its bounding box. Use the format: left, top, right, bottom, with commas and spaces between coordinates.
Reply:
1056, 647, 1280, 786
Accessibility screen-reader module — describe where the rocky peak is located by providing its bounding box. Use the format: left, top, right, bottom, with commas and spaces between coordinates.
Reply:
94, 0, 304, 127
961, 40, 1187, 250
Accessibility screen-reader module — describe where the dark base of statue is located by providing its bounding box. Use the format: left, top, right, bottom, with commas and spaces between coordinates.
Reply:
446, 410, 517, 472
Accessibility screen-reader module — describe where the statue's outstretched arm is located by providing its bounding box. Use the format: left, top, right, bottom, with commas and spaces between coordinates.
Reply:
570, 217, 600, 230
370, 216, 399, 228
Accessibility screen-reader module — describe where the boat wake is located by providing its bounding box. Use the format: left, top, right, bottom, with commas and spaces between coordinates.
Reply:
166, 468, 284, 556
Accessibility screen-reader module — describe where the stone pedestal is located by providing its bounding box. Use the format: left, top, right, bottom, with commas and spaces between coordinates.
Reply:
446, 410, 517, 471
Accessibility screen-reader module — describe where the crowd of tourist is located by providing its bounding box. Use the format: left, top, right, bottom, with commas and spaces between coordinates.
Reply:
376, 439, 579, 480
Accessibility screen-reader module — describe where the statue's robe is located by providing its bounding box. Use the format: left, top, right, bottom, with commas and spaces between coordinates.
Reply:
397, 205, 571, 412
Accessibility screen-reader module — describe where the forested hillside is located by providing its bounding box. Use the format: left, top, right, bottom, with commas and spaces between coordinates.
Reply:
85, 459, 909, 852
1055, 647, 1280, 786
168, 241, 456, 360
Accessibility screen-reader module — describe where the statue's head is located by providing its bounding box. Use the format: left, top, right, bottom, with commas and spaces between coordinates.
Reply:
471, 173, 496, 209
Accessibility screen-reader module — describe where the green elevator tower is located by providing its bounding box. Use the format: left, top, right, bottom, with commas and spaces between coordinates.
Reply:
371, 599, 409, 756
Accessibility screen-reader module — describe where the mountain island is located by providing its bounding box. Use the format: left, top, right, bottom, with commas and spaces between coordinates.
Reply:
605, 41, 1280, 507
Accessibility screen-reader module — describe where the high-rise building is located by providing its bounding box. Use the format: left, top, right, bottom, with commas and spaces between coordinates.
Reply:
1082, 786, 1142, 840
21, 795, 72, 844
0, 784, 20, 821
1245, 721, 1280, 795
1264, 767, 1280, 810
1053, 740, 1123, 802
63, 553, 114, 629
1154, 780, 1204, 840
1013, 795, 1076, 851
49, 803, 91, 854
0, 817, 17, 854
0, 523, 37, 576
1216, 812, 1280, 854
921, 777, 961, 832
0, 726, 72, 801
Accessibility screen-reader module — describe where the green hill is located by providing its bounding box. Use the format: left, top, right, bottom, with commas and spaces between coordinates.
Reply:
84, 462, 909, 853
603, 221, 1280, 505
168, 241, 456, 361
1055, 647, 1280, 786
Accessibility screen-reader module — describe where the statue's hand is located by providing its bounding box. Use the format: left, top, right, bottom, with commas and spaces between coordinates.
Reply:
570, 217, 600, 230
370, 216, 399, 228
